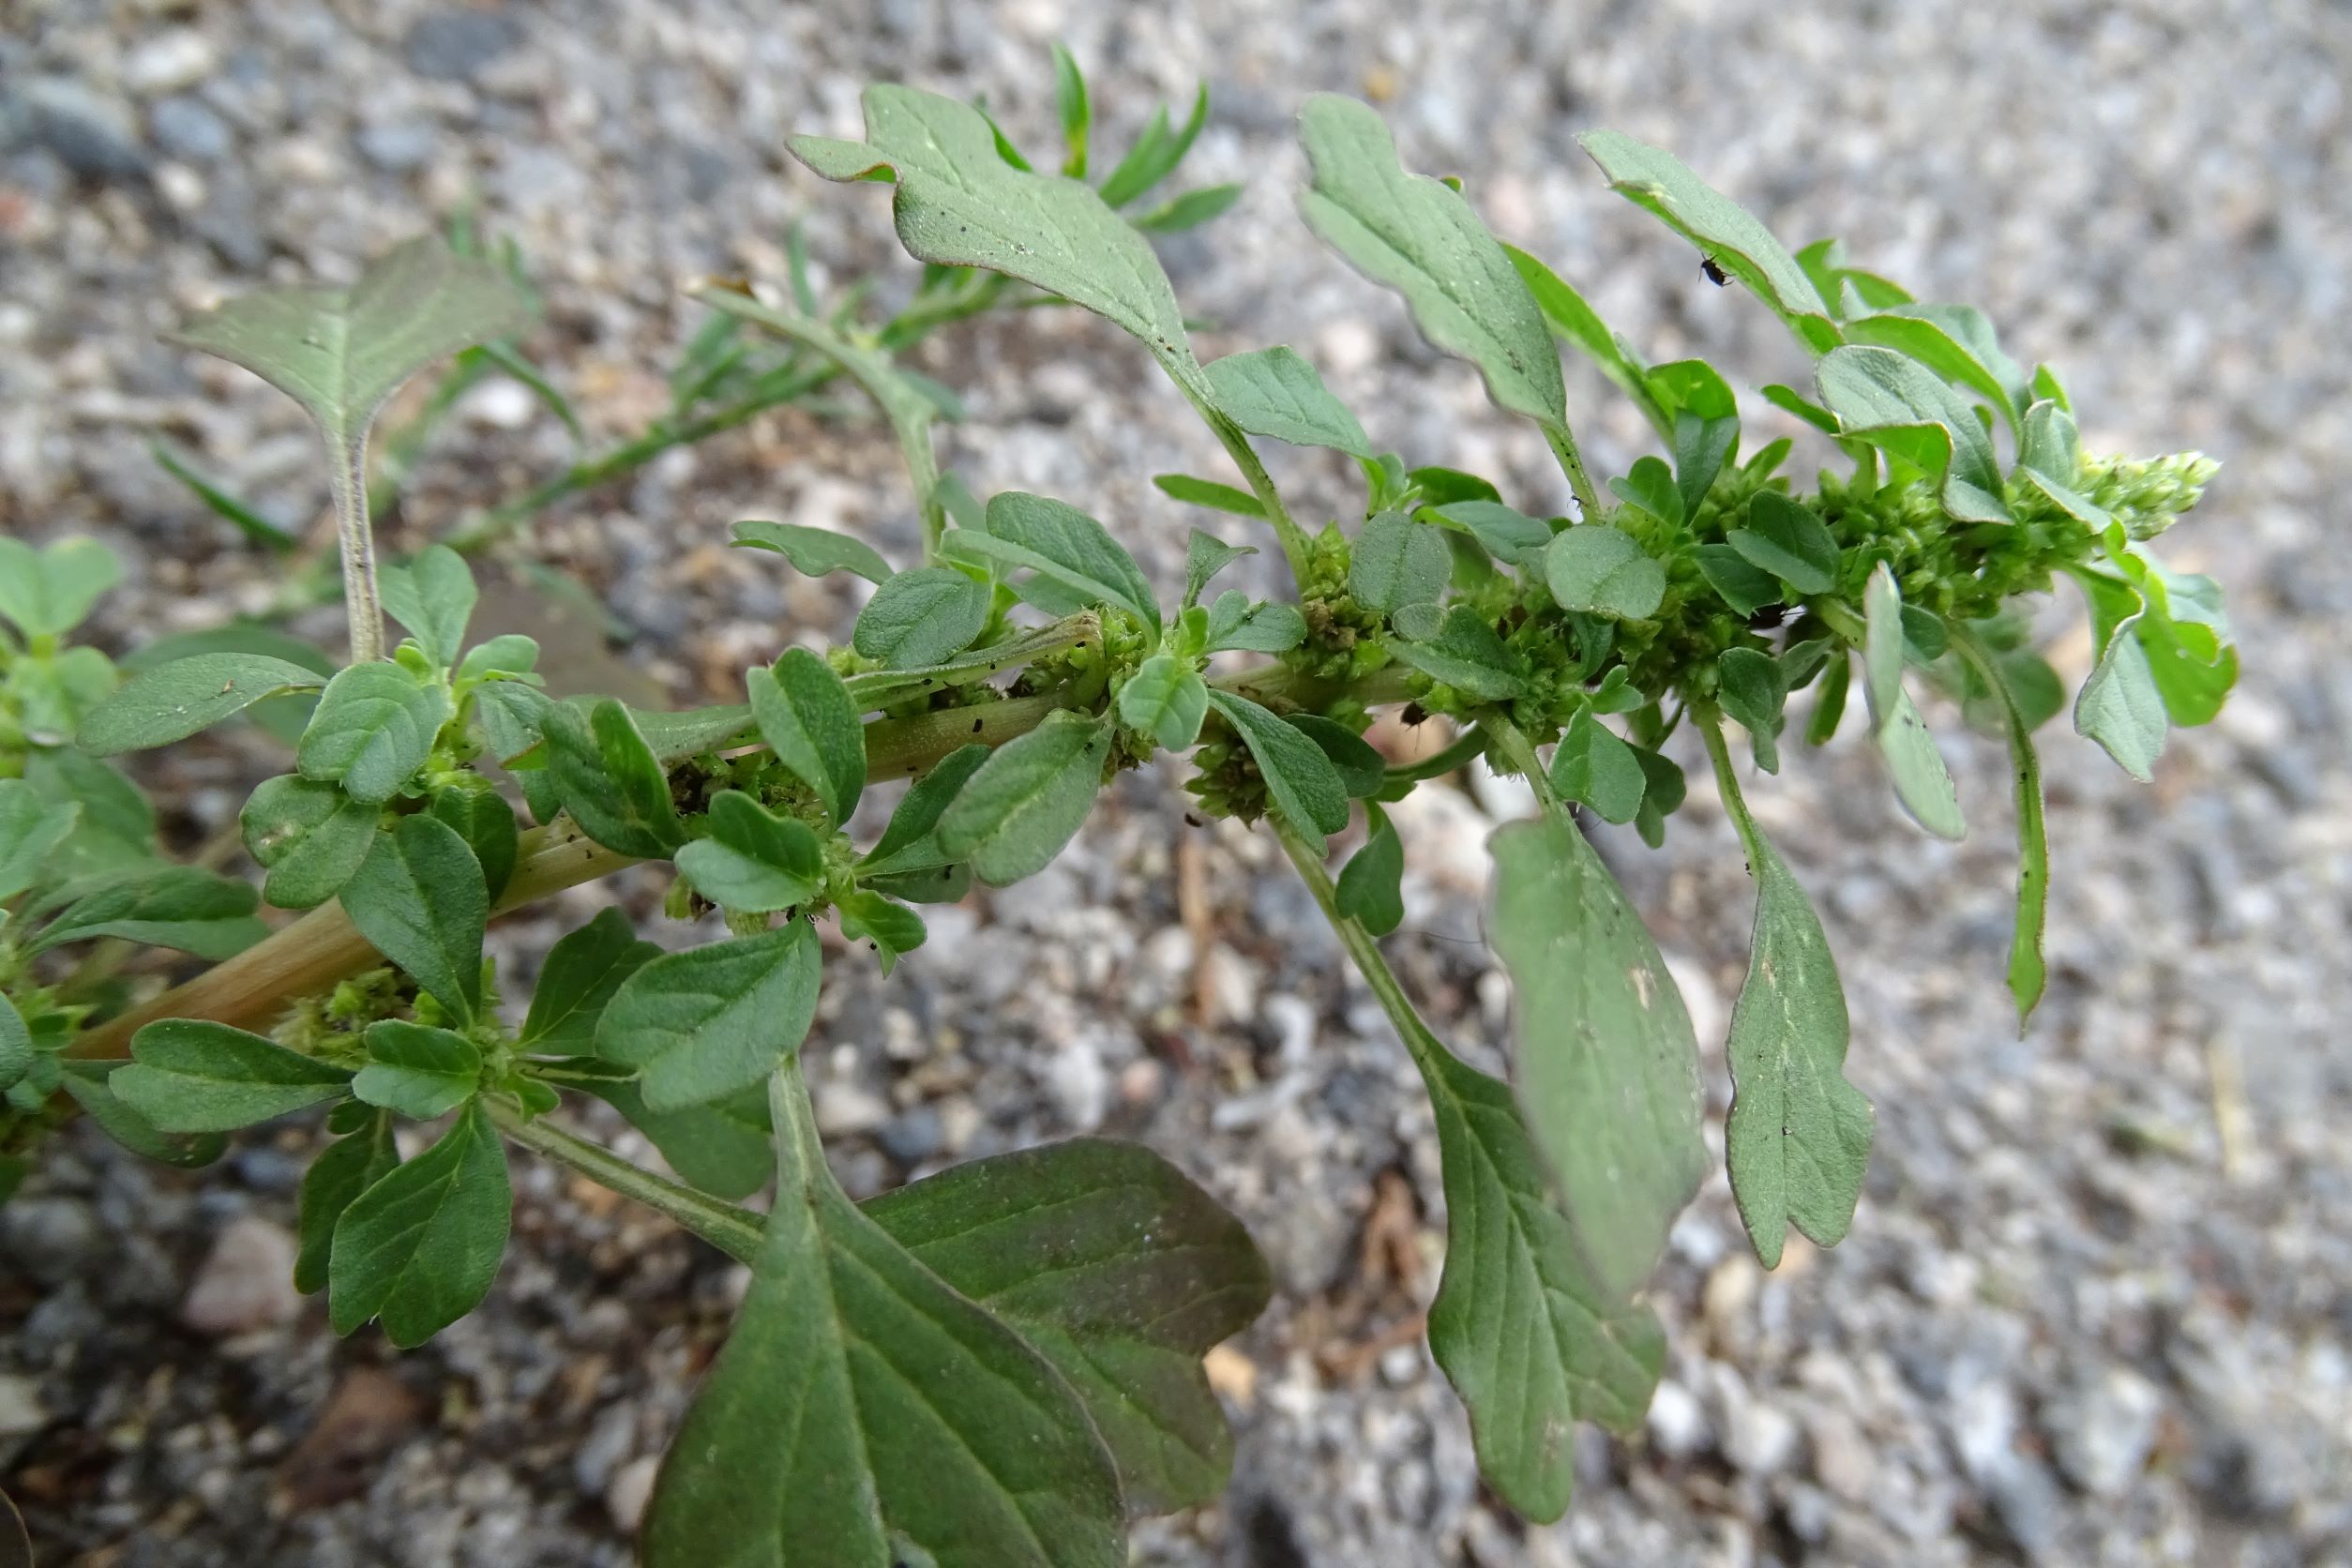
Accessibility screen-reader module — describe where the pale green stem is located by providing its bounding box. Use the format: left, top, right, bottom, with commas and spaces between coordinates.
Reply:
487, 1097, 763, 1262
1272, 821, 1447, 1084
325, 430, 384, 663
1189, 396, 1314, 588
1544, 422, 1605, 520
1486, 715, 1564, 817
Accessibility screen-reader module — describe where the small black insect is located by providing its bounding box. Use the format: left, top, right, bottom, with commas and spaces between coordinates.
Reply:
1401, 701, 1428, 728
1747, 603, 1789, 631
1701, 256, 1730, 287
1184, 811, 1206, 828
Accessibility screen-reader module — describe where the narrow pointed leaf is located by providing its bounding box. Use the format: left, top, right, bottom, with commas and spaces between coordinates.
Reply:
853, 565, 990, 669
1388, 604, 1530, 701
1334, 805, 1405, 936
1203, 346, 1372, 458
296, 662, 452, 805
328, 1100, 510, 1347
1204, 691, 1349, 855
1817, 346, 2013, 524
1727, 491, 1839, 596
747, 649, 867, 827
378, 544, 477, 669
78, 654, 325, 755
674, 790, 825, 913
520, 906, 662, 1053
30, 867, 265, 959
936, 710, 1111, 885
731, 520, 893, 584
294, 1110, 400, 1294
113, 1020, 351, 1133
1704, 724, 1873, 1270
1862, 566, 1966, 838
542, 697, 687, 857
339, 813, 488, 1023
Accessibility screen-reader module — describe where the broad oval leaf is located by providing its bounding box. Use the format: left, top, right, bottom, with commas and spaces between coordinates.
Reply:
1349, 511, 1451, 614
1204, 690, 1349, 855
242, 774, 378, 910
78, 654, 325, 756
595, 921, 822, 1112
543, 697, 687, 858
1817, 346, 2012, 524
731, 520, 893, 585
853, 565, 990, 670
30, 866, 265, 960
339, 812, 489, 1023
294, 1111, 400, 1295
378, 544, 477, 669
747, 650, 867, 828
296, 662, 452, 805
1543, 526, 1665, 620
0, 779, 79, 903
1548, 708, 1645, 825
643, 1070, 1125, 1567
1727, 491, 1839, 596
1334, 805, 1406, 936
1487, 814, 1708, 1300
328, 1099, 511, 1348
1298, 96, 1565, 434
1387, 604, 1530, 701
936, 709, 1112, 885
1845, 303, 2028, 430
966, 492, 1159, 631
1203, 345, 1372, 459
865, 1137, 1274, 1515
353, 1020, 481, 1121
0, 537, 121, 641
113, 1019, 351, 1134
674, 791, 826, 913
429, 778, 519, 901
861, 744, 992, 878
1118, 655, 1210, 753
520, 906, 662, 1053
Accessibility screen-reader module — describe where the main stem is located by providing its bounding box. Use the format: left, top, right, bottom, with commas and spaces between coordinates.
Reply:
326, 430, 384, 663
489, 1098, 762, 1262
68, 656, 1420, 1062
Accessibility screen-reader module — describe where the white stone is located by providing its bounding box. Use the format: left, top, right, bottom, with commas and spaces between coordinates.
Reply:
181, 1216, 300, 1336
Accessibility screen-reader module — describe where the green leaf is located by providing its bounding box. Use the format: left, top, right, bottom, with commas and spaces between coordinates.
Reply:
168, 234, 532, 452
596, 922, 822, 1111
1153, 474, 1265, 519
79, 652, 326, 757
675, 791, 825, 913
1349, 511, 1451, 614
1673, 410, 1739, 521
241, 774, 377, 910
1118, 655, 1210, 752
1289, 715, 1386, 798
936, 709, 1112, 885
1183, 529, 1255, 608
0, 537, 120, 640
641, 1070, 1124, 1567
1050, 40, 1090, 174
853, 565, 991, 669
1862, 566, 1966, 838
865, 1136, 1272, 1515
836, 889, 927, 974
792, 85, 1212, 404
1205, 691, 1349, 855
21, 748, 154, 877
1202, 592, 1307, 654
59, 1060, 227, 1169
1544, 526, 1665, 620
1576, 130, 1838, 354
1203, 346, 1372, 459
296, 662, 452, 805
2073, 598, 2166, 782
1548, 708, 1645, 824
1696, 544, 1783, 617
472, 678, 550, 768
113, 1020, 350, 1133
1807, 648, 1851, 745
730, 520, 893, 585
1335, 805, 1405, 936
1704, 724, 1873, 1270
454, 634, 540, 686
861, 744, 992, 878
1761, 381, 1842, 435
378, 544, 477, 669
31, 867, 265, 959
1430, 501, 1551, 568
585, 1077, 774, 1202
747, 650, 867, 828
1130, 182, 1244, 233
1607, 455, 1683, 526
1097, 83, 1210, 209
520, 906, 662, 1053
1487, 814, 1707, 1300
1727, 491, 1838, 596
328, 1099, 510, 1348
150, 440, 299, 550
0, 996, 27, 1097
1503, 243, 1671, 436
1847, 303, 2027, 425
1953, 634, 2052, 1021
952, 493, 1159, 633
2113, 547, 2236, 726
0, 779, 79, 903
1816, 346, 2012, 524
430, 779, 518, 901
542, 698, 687, 857
354, 1020, 482, 1120
340, 813, 489, 1023
1387, 604, 1530, 701
1716, 647, 1788, 774
1298, 97, 1568, 438
1409, 1001, 1666, 1518
294, 1110, 400, 1294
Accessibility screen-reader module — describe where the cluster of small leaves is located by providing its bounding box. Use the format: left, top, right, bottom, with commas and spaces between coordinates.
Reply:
5, 43, 2232, 1565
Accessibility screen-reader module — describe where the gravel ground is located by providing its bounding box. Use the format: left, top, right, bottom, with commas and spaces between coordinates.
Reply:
5, 1, 2349, 1564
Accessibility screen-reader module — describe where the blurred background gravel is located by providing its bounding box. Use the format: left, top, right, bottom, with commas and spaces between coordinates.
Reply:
3, 1, 2347, 1563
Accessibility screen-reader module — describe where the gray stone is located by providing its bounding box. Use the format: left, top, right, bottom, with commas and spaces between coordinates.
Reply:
181, 1216, 300, 1335
13, 78, 148, 183
877, 1103, 944, 1165
2, 1196, 98, 1286
355, 120, 439, 173
404, 10, 524, 82
2047, 1366, 2163, 1499
148, 97, 233, 162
